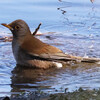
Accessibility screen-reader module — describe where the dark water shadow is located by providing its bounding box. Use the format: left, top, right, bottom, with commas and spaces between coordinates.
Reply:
10, 65, 66, 96
10, 62, 100, 97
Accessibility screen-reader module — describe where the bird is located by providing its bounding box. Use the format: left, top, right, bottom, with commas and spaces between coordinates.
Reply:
1, 19, 100, 69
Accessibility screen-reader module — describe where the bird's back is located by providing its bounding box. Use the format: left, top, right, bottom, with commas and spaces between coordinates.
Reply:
21, 34, 63, 55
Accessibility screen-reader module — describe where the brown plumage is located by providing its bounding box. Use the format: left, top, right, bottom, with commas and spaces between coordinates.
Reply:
21, 35, 62, 54
1, 19, 100, 68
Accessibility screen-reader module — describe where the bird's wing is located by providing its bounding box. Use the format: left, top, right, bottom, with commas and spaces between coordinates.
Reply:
21, 35, 63, 54
28, 49, 75, 62
21, 38, 73, 61
28, 50, 100, 63
38, 52, 75, 61
21, 36, 100, 63
36, 52, 100, 63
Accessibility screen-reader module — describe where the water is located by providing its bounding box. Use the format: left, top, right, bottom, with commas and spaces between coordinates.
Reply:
0, 0, 100, 97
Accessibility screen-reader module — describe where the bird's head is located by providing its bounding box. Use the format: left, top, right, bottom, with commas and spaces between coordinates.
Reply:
1, 19, 31, 38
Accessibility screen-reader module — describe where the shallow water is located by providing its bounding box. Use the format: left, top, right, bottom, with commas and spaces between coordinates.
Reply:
0, 0, 100, 97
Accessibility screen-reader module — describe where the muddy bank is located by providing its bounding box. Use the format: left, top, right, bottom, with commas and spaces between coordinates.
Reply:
1, 88, 100, 100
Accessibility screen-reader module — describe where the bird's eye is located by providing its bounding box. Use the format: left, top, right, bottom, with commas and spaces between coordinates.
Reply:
15, 25, 20, 30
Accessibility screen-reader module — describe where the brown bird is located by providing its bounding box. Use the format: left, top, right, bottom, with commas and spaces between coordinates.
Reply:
1, 19, 100, 68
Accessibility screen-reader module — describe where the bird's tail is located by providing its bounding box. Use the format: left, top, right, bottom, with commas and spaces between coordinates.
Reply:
38, 52, 100, 64
69, 55, 100, 63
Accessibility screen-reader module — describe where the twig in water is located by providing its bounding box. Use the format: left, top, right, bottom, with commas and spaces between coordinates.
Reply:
33, 23, 42, 36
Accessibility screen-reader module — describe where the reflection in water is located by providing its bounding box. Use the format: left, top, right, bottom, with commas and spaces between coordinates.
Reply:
11, 65, 64, 95
10, 62, 100, 96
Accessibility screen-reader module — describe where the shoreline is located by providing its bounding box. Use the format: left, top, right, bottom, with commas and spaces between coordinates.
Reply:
1, 88, 100, 100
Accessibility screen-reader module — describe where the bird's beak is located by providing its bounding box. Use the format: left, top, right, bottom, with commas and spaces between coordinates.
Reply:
1, 23, 13, 31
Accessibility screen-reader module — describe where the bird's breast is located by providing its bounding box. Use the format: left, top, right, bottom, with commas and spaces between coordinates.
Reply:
12, 39, 20, 62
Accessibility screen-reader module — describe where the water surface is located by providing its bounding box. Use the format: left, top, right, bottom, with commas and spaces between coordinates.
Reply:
0, 0, 100, 97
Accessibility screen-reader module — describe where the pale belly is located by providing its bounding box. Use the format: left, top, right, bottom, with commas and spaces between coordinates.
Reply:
12, 40, 20, 62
